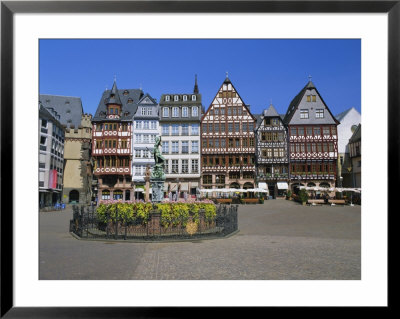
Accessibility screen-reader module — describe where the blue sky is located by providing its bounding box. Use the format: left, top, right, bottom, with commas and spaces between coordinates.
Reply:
39, 39, 361, 117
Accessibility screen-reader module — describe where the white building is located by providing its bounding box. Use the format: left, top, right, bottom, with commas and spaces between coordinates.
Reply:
335, 107, 361, 186
131, 93, 160, 199
39, 103, 65, 208
159, 76, 203, 199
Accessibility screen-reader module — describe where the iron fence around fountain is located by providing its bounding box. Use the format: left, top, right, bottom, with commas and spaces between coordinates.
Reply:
70, 204, 238, 241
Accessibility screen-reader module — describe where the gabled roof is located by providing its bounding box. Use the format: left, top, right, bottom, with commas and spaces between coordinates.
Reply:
202, 76, 256, 123
263, 104, 280, 117
105, 81, 122, 105
92, 86, 144, 121
283, 80, 340, 126
349, 123, 361, 143
39, 94, 83, 128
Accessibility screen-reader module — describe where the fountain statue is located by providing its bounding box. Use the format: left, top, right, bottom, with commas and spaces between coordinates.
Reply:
150, 136, 166, 203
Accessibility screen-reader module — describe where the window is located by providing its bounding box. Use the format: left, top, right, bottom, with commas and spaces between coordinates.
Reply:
272, 118, 279, 126
220, 139, 226, 148
214, 108, 219, 115
172, 124, 179, 136
243, 138, 248, 147
314, 127, 321, 136
143, 121, 149, 129
163, 107, 169, 117
307, 95, 311, 102
279, 148, 285, 157
135, 150, 141, 158
316, 109, 324, 118
165, 95, 170, 102
162, 141, 169, 154
298, 127, 304, 136
235, 139, 240, 147
192, 106, 198, 117
150, 135, 156, 143
191, 124, 199, 135
192, 95, 196, 101
191, 159, 199, 173
220, 123, 226, 133
141, 108, 146, 116
202, 123, 207, 134
249, 138, 254, 147
172, 107, 179, 117
216, 175, 225, 184
214, 123, 220, 133
228, 123, 233, 132
242, 122, 248, 132
312, 95, 317, 102
191, 141, 199, 153
143, 135, 149, 143
151, 121, 157, 130
203, 175, 212, 184
183, 95, 187, 101
182, 141, 189, 154
235, 123, 240, 133
208, 123, 213, 133
181, 124, 189, 135
208, 139, 214, 148
182, 160, 189, 173
135, 121, 141, 129
172, 141, 179, 153
249, 123, 254, 131
228, 139, 233, 147
164, 160, 169, 174
162, 125, 169, 136
40, 136, 47, 145
323, 126, 330, 135
220, 107, 225, 115
300, 109, 309, 119
172, 160, 179, 173
215, 139, 219, 148
182, 107, 188, 117
41, 119, 48, 128
174, 95, 179, 101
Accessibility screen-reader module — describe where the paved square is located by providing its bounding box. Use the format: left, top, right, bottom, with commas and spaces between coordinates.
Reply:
40, 200, 361, 280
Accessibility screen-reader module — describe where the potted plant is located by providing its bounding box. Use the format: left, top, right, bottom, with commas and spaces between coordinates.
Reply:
259, 195, 265, 204
298, 189, 309, 205
286, 190, 292, 200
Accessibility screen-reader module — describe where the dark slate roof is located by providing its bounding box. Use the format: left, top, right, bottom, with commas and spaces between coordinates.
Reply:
92, 87, 144, 121
39, 103, 64, 129
349, 124, 361, 143
106, 81, 122, 105
39, 94, 83, 128
263, 104, 280, 117
283, 80, 340, 126
253, 114, 263, 130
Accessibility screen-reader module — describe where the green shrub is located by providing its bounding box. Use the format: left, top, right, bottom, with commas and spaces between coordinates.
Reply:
298, 189, 309, 203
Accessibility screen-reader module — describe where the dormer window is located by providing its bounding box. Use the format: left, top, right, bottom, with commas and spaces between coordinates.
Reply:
192, 95, 196, 101
183, 95, 188, 101
165, 95, 170, 102
174, 95, 179, 101
66, 109, 71, 114
123, 90, 129, 96
65, 101, 70, 105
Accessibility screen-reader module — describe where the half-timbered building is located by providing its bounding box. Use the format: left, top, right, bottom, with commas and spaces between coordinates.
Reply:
91, 80, 142, 202
283, 80, 339, 193
255, 103, 289, 198
201, 76, 257, 192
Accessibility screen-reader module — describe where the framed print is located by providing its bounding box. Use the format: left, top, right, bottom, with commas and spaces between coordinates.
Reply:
1, 0, 396, 317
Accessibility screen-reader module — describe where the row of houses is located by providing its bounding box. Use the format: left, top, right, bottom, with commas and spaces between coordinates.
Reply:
39, 75, 361, 206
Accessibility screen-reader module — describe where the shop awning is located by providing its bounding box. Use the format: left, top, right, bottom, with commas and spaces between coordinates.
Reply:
277, 182, 288, 190
258, 182, 268, 190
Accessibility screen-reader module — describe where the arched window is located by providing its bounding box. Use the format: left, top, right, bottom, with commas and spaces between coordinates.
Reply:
69, 190, 79, 203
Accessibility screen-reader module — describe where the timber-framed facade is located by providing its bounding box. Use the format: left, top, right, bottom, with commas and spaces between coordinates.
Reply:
255, 104, 289, 198
201, 76, 257, 192
91, 80, 142, 202
284, 80, 339, 193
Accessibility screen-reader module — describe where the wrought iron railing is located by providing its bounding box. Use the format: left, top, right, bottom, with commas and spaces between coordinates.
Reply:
70, 204, 238, 241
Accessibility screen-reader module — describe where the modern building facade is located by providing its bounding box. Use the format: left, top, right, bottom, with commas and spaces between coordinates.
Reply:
335, 107, 361, 187
39, 103, 65, 207
201, 76, 257, 192
39, 94, 93, 204
91, 81, 142, 202
131, 93, 160, 200
255, 104, 289, 198
283, 80, 339, 193
159, 76, 202, 198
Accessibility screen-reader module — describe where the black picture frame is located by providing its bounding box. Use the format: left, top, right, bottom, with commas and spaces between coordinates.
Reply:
1, 1, 395, 317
